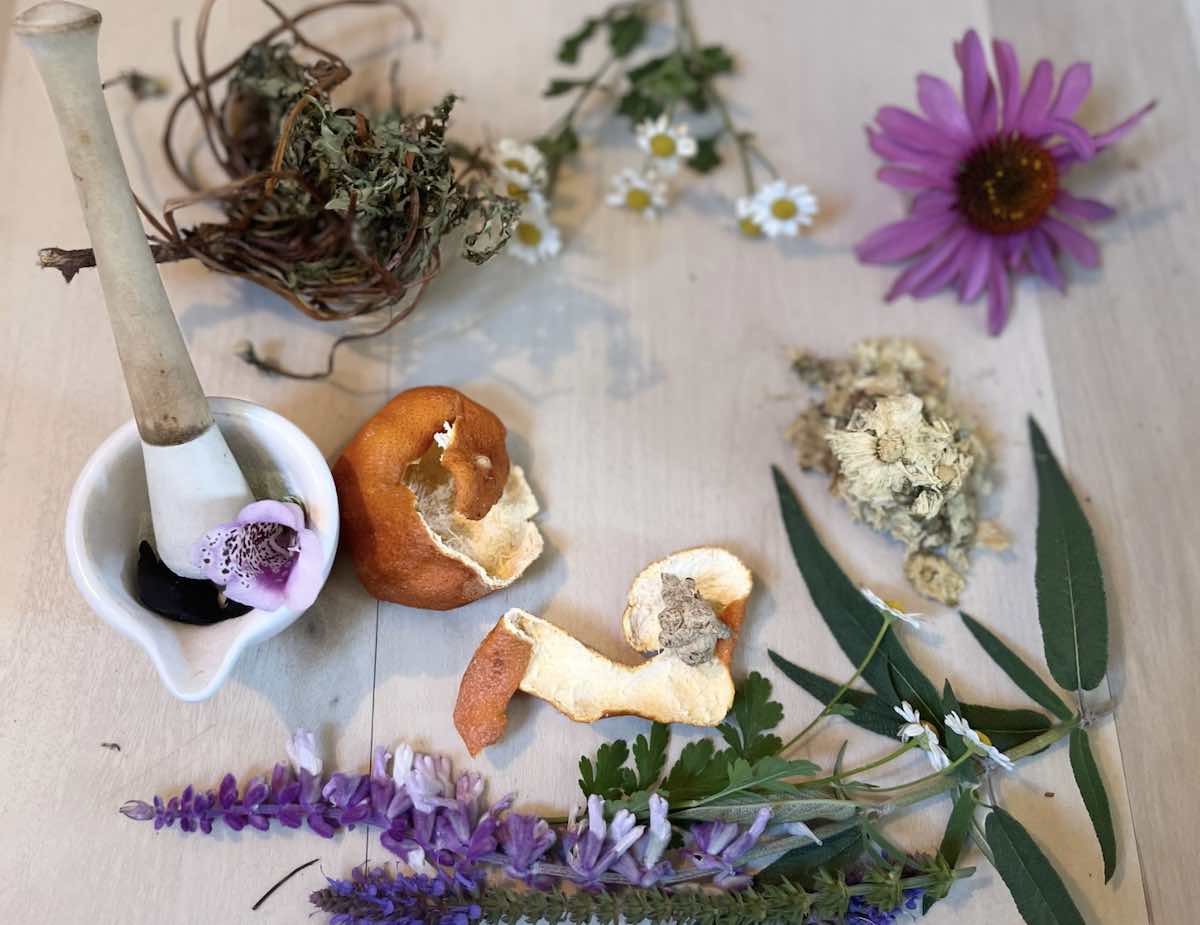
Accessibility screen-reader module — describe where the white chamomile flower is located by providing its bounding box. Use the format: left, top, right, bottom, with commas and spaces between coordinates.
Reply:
748, 179, 819, 237
894, 701, 926, 742
635, 115, 698, 174
606, 168, 669, 218
862, 587, 924, 629
944, 712, 1014, 771
735, 195, 764, 237
508, 195, 561, 265
495, 138, 547, 200
895, 701, 949, 770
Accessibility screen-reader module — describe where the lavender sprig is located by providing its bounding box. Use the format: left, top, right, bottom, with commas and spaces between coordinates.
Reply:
120, 729, 784, 893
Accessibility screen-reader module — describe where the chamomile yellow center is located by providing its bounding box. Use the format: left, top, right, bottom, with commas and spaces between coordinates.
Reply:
516, 221, 542, 246
739, 217, 763, 237
771, 197, 799, 220
649, 133, 677, 158
956, 133, 1059, 234
506, 182, 530, 202
503, 158, 528, 173
976, 731, 994, 748
625, 188, 652, 211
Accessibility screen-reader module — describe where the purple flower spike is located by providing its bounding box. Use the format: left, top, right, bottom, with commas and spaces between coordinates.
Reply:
687, 806, 772, 890
857, 28, 1153, 334
614, 793, 674, 887
191, 499, 322, 612
498, 813, 557, 883
562, 795, 645, 888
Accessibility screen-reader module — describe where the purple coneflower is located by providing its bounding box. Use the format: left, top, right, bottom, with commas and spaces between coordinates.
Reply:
856, 29, 1152, 334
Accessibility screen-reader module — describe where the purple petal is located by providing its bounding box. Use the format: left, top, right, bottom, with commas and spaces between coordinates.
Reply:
986, 253, 1012, 334
856, 211, 959, 263
992, 39, 1022, 130
877, 166, 953, 191
223, 574, 286, 612
959, 234, 993, 301
1028, 229, 1064, 290
1053, 190, 1116, 222
120, 800, 156, 821
284, 528, 324, 611
866, 127, 957, 174
884, 225, 971, 300
876, 106, 956, 152
911, 190, 957, 215
912, 231, 975, 297
1091, 100, 1156, 152
237, 500, 306, 531
1049, 61, 1092, 120
1017, 59, 1054, 133
956, 30, 996, 136
1046, 118, 1095, 160
916, 74, 971, 141
1042, 216, 1100, 267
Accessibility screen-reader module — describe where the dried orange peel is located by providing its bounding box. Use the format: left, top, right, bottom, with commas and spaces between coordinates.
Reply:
454, 547, 752, 755
333, 386, 543, 610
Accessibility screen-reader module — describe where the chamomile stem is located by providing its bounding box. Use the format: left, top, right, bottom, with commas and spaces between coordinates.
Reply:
800, 739, 917, 788
672, 0, 756, 195
780, 617, 894, 755
868, 751, 974, 795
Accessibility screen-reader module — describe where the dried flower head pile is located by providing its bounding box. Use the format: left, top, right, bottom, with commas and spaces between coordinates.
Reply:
787, 339, 1006, 604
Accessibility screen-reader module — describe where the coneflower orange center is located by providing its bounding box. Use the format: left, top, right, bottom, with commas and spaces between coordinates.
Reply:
955, 134, 1058, 235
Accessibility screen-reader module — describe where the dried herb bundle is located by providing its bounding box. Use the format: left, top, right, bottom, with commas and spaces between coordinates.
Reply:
40, 0, 518, 377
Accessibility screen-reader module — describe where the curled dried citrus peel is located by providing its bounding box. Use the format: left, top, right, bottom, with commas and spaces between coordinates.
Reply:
333, 386, 543, 610
454, 547, 752, 755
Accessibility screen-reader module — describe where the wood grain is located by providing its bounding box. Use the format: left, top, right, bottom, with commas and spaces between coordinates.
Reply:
0, 1, 1193, 922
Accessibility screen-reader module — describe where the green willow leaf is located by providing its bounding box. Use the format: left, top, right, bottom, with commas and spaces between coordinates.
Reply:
940, 681, 968, 764
1069, 728, 1117, 883
767, 651, 899, 739
1030, 417, 1108, 691
986, 808, 1087, 925
673, 797, 857, 825
771, 466, 940, 711
758, 825, 864, 884
961, 612, 1074, 720
958, 703, 1051, 753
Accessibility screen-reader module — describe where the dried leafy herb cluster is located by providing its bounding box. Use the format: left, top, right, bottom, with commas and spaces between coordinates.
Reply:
41, 0, 518, 377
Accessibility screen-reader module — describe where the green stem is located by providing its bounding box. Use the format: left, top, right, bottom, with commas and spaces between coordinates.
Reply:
779, 616, 894, 755
672, 0, 756, 195
541, 56, 617, 196
800, 739, 917, 788
867, 750, 975, 795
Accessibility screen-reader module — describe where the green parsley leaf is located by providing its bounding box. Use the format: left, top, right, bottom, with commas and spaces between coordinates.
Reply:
578, 739, 635, 799
606, 12, 647, 58
632, 722, 670, 791
543, 78, 588, 98
718, 671, 785, 762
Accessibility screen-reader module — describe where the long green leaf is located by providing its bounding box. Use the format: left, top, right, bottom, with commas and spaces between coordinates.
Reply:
959, 702, 1052, 753
986, 808, 1087, 925
961, 612, 1074, 720
772, 466, 940, 710
1069, 728, 1117, 882
1030, 418, 1108, 691
674, 797, 857, 824
768, 651, 900, 738
758, 825, 863, 883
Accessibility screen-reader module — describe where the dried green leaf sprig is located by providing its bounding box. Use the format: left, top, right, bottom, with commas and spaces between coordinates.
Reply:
39, 0, 518, 379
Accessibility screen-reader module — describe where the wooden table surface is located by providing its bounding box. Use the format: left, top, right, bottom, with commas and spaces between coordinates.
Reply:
1, 1, 1196, 922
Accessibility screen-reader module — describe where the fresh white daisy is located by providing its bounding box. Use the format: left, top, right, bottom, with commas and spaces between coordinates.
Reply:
635, 115, 698, 174
944, 712, 1014, 771
507, 195, 561, 264
862, 587, 924, 629
606, 168, 669, 218
748, 179, 819, 237
735, 195, 764, 237
494, 138, 547, 200
894, 701, 950, 770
